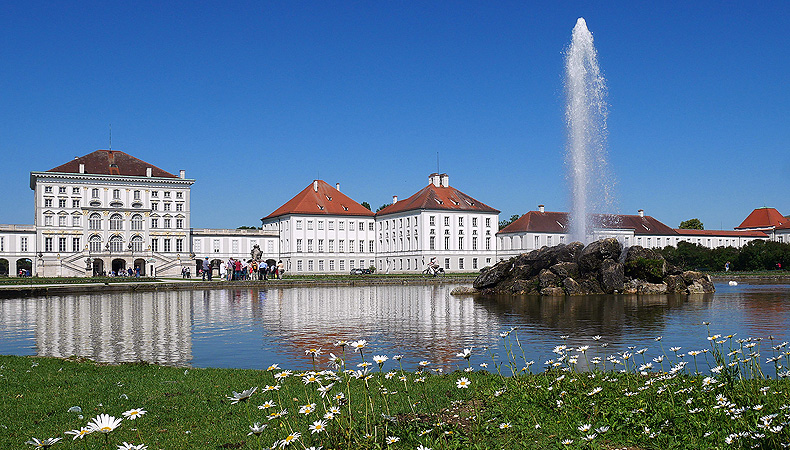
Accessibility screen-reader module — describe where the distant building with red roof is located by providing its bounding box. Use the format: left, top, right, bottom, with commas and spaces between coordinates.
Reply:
735, 207, 788, 231
261, 180, 376, 273
375, 173, 499, 273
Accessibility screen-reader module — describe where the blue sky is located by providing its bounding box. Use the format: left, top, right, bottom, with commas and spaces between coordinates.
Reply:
2, 2, 788, 230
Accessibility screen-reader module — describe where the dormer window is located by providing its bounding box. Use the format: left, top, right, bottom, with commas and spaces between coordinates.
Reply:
113, 189, 120, 199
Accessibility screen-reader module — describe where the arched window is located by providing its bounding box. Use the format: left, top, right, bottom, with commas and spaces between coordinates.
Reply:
109, 213, 123, 230
109, 235, 124, 252
89, 213, 102, 230
131, 235, 144, 252
131, 214, 143, 231
89, 234, 102, 253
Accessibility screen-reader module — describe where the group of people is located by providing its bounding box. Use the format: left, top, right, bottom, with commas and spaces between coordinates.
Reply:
200, 257, 284, 281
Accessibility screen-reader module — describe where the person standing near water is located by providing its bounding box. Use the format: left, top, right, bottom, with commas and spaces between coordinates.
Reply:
725, 261, 730, 272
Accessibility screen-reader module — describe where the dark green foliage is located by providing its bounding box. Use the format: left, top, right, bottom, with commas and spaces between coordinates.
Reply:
376, 203, 392, 212
624, 257, 664, 283
498, 214, 521, 230
678, 218, 704, 230
662, 240, 790, 272
361, 201, 371, 211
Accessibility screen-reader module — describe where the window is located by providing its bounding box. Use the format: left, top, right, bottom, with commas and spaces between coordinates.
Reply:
430, 236, 435, 250
72, 199, 80, 208
176, 192, 183, 199
486, 218, 491, 227
339, 240, 345, 252
72, 237, 81, 252
194, 240, 202, 253
329, 240, 334, 252
44, 237, 53, 252
307, 220, 314, 230
350, 260, 355, 269
349, 222, 355, 231
164, 203, 171, 211
308, 260, 314, 271
318, 239, 324, 252
113, 189, 120, 199
459, 217, 464, 227
44, 186, 52, 193
151, 218, 159, 229
328, 221, 334, 230
359, 241, 364, 253
444, 236, 450, 249
307, 239, 313, 252
73, 187, 80, 195
329, 260, 335, 271
349, 240, 354, 253
176, 203, 183, 211
472, 237, 478, 250
152, 238, 159, 252
213, 239, 220, 253
444, 217, 450, 226
44, 215, 53, 226
318, 221, 324, 230
59, 237, 67, 252
339, 221, 345, 231
44, 198, 53, 208
163, 239, 171, 252
58, 198, 67, 208
547, 236, 552, 246
58, 186, 66, 194
91, 188, 99, 198
134, 190, 141, 200
163, 218, 171, 229
151, 203, 158, 211
318, 260, 324, 271
232, 240, 239, 253
163, 191, 171, 198
131, 236, 143, 252
473, 258, 478, 269
296, 220, 302, 230
458, 237, 464, 249
176, 218, 183, 229
109, 235, 123, 252
20, 237, 28, 252
151, 191, 158, 198
89, 235, 101, 252
459, 258, 464, 269
297, 260, 303, 272
359, 221, 365, 230
0, 237, 3, 252
369, 240, 374, 253
369, 222, 374, 231
472, 217, 478, 227
297, 239, 303, 252
110, 213, 123, 230
339, 260, 345, 271
444, 258, 450, 269
131, 214, 143, 230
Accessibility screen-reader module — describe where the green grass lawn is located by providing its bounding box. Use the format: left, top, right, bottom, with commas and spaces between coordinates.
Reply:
0, 277, 161, 286
3, 334, 789, 449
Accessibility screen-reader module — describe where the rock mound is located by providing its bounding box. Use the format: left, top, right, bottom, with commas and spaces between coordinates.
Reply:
474, 238, 714, 296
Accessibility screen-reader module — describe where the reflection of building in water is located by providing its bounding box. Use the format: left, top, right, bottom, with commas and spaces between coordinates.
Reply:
32, 291, 193, 365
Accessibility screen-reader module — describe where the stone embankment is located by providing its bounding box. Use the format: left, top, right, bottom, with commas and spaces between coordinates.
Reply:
473, 238, 715, 296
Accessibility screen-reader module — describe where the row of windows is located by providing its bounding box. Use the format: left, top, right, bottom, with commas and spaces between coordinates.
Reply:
44, 186, 184, 200
295, 219, 374, 231
294, 239, 373, 253
377, 257, 491, 272
43, 213, 184, 230
295, 259, 374, 272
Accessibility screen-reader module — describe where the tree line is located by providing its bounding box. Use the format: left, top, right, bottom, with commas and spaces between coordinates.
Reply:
660, 240, 790, 272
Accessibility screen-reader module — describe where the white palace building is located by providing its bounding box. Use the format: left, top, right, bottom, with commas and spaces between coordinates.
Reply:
0, 149, 783, 277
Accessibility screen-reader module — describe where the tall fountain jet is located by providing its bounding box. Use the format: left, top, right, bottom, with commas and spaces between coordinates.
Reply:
565, 18, 613, 244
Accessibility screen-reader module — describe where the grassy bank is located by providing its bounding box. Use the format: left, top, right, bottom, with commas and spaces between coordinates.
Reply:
4, 332, 790, 449
0, 277, 160, 286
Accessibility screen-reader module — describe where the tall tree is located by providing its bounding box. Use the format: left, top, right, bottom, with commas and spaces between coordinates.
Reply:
499, 214, 521, 230
361, 201, 371, 211
679, 218, 704, 230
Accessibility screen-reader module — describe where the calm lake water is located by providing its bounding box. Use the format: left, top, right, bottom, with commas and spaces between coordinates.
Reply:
1, 282, 788, 373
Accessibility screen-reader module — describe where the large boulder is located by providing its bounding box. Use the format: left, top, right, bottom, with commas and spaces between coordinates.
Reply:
682, 271, 715, 294
550, 262, 580, 279
562, 277, 584, 295
539, 269, 560, 290
624, 245, 667, 283
637, 282, 668, 295
599, 259, 625, 294
473, 259, 513, 289
578, 238, 622, 276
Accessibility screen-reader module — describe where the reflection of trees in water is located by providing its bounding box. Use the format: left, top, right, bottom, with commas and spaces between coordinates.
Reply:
474, 293, 714, 339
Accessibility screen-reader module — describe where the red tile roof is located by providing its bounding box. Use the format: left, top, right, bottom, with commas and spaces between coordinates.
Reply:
735, 207, 788, 230
376, 184, 499, 216
674, 229, 768, 238
47, 150, 178, 178
498, 210, 677, 235
263, 180, 374, 220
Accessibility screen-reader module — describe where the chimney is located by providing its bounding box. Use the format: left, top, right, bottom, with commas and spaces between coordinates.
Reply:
313, 180, 318, 192
179, 170, 185, 179
440, 173, 449, 187
429, 173, 440, 187
335, 182, 340, 191
538, 204, 545, 213
638, 209, 644, 218
392, 195, 398, 204
79, 163, 85, 174
146, 167, 152, 177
